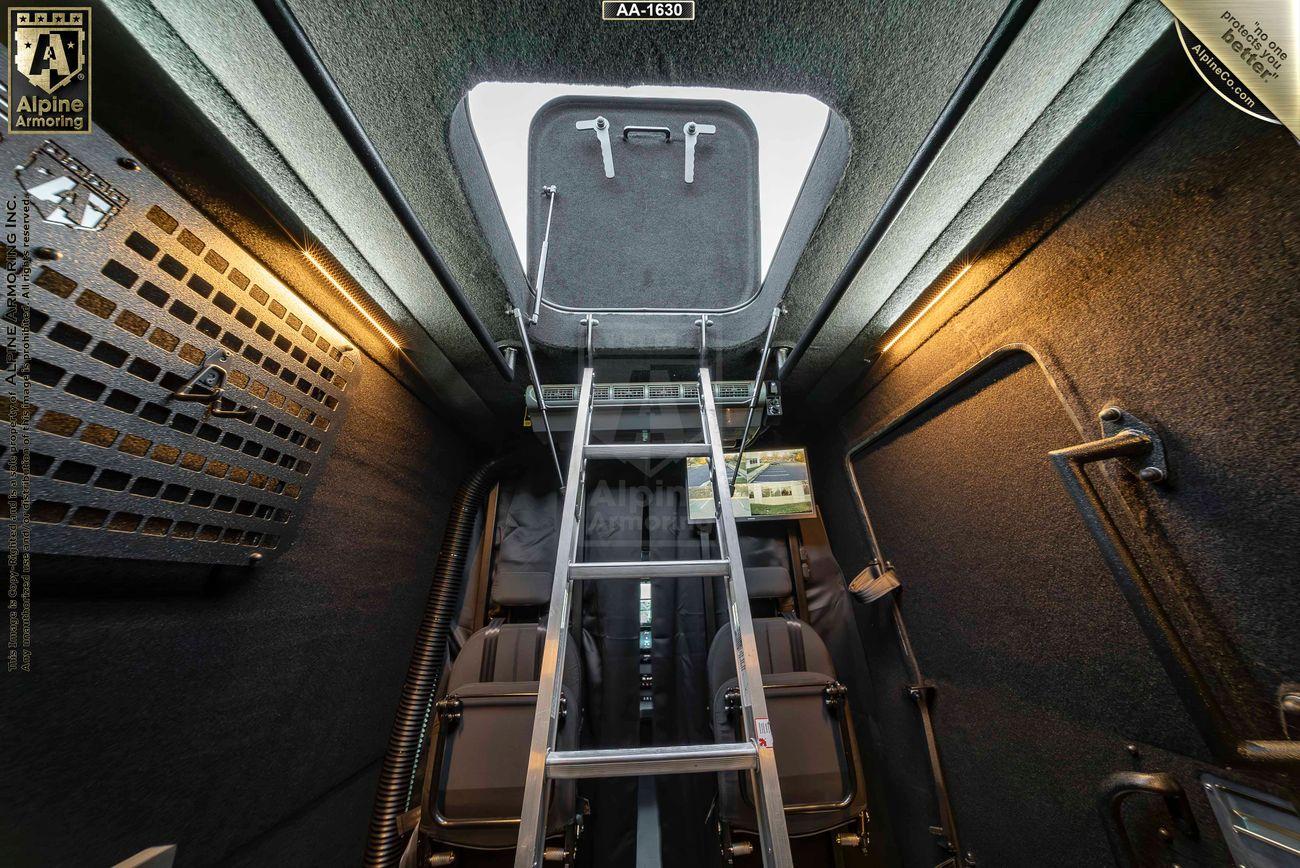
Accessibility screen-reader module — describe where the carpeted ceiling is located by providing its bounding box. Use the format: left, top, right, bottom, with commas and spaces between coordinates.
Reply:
143, 0, 1167, 401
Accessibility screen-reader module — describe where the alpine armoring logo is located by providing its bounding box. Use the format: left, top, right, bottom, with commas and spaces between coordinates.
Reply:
7, 7, 92, 134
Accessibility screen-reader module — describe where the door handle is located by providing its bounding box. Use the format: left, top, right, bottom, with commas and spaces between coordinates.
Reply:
1097, 771, 1197, 867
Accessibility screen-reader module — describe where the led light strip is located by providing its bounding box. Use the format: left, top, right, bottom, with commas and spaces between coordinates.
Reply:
879, 262, 972, 355
302, 248, 402, 349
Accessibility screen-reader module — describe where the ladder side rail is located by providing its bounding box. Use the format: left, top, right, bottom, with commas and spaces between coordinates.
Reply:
514, 367, 596, 868
698, 367, 794, 868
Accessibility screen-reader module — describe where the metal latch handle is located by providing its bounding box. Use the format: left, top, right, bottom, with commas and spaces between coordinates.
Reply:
682, 121, 716, 183
575, 116, 614, 178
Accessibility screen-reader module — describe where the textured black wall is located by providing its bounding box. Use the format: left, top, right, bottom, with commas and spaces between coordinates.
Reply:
808, 89, 1299, 867
2, 353, 472, 867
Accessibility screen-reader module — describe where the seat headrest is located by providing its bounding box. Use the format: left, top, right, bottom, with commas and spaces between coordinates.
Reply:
491, 480, 560, 607
738, 525, 794, 599
744, 565, 792, 598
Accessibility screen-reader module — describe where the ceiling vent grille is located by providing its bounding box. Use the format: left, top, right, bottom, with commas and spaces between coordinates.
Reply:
527, 381, 755, 409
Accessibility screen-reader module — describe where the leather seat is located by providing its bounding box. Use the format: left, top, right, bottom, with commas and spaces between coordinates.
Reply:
418, 476, 583, 855
419, 619, 582, 851
707, 545, 868, 838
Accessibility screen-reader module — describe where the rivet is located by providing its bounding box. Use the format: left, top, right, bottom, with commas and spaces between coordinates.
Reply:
595, 117, 606, 130
1100, 406, 1123, 423
249, 552, 263, 564
117, 157, 141, 172
687, 122, 697, 134
1126, 743, 1140, 757
1158, 827, 1173, 841
1138, 467, 1165, 483
33, 246, 62, 261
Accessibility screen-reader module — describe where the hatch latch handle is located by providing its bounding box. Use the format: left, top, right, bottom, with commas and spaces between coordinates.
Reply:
682, 121, 716, 183
575, 116, 615, 178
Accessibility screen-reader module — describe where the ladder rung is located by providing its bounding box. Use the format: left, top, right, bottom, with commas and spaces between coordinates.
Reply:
583, 443, 710, 460
568, 559, 731, 580
547, 742, 758, 779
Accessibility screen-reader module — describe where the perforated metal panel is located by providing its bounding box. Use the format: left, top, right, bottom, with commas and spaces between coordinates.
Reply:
1, 133, 360, 564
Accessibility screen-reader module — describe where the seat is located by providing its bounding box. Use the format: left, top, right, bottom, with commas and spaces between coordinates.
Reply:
419, 620, 582, 851
707, 533, 868, 839
418, 477, 584, 856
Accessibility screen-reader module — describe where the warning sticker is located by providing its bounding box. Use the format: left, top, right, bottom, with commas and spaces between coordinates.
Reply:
755, 717, 774, 749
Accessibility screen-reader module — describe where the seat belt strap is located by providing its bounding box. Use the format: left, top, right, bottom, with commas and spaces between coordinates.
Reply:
480, 617, 504, 682
781, 612, 806, 672
534, 618, 546, 681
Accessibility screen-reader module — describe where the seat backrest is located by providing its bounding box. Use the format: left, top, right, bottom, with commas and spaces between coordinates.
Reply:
707, 617, 867, 837
491, 473, 561, 607
447, 621, 546, 691
707, 616, 836, 685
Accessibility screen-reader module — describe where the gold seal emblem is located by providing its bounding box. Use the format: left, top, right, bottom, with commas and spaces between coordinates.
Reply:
13, 9, 85, 95
7, 7, 92, 133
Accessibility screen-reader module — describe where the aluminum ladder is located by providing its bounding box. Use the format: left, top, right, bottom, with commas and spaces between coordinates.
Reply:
513, 365, 793, 867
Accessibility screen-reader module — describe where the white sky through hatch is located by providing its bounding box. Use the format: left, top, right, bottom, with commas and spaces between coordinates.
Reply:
465, 82, 830, 282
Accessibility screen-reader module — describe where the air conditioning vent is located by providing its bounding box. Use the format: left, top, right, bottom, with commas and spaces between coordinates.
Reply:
525, 381, 755, 409
542, 385, 578, 403
714, 383, 752, 400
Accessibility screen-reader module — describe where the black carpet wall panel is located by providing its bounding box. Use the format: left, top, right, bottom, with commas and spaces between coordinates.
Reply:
809, 91, 1297, 866
848, 352, 1206, 864
3, 352, 472, 867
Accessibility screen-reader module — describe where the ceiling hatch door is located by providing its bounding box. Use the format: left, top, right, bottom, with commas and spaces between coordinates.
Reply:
527, 96, 760, 317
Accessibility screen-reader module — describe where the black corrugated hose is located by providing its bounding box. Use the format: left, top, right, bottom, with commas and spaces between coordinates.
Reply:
364, 452, 523, 867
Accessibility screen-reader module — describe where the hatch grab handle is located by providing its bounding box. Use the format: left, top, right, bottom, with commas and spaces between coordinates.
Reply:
622, 125, 672, 142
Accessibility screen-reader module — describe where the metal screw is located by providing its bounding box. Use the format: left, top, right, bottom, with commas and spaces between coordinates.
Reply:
595, 117, 606, 130
1138, 466, 1165, 483
1126, 743, 1140, 757
1100, 406, 1123, 423
117, 157, 140, 171
32, 246, 61, 261
687, 122, 697, 134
